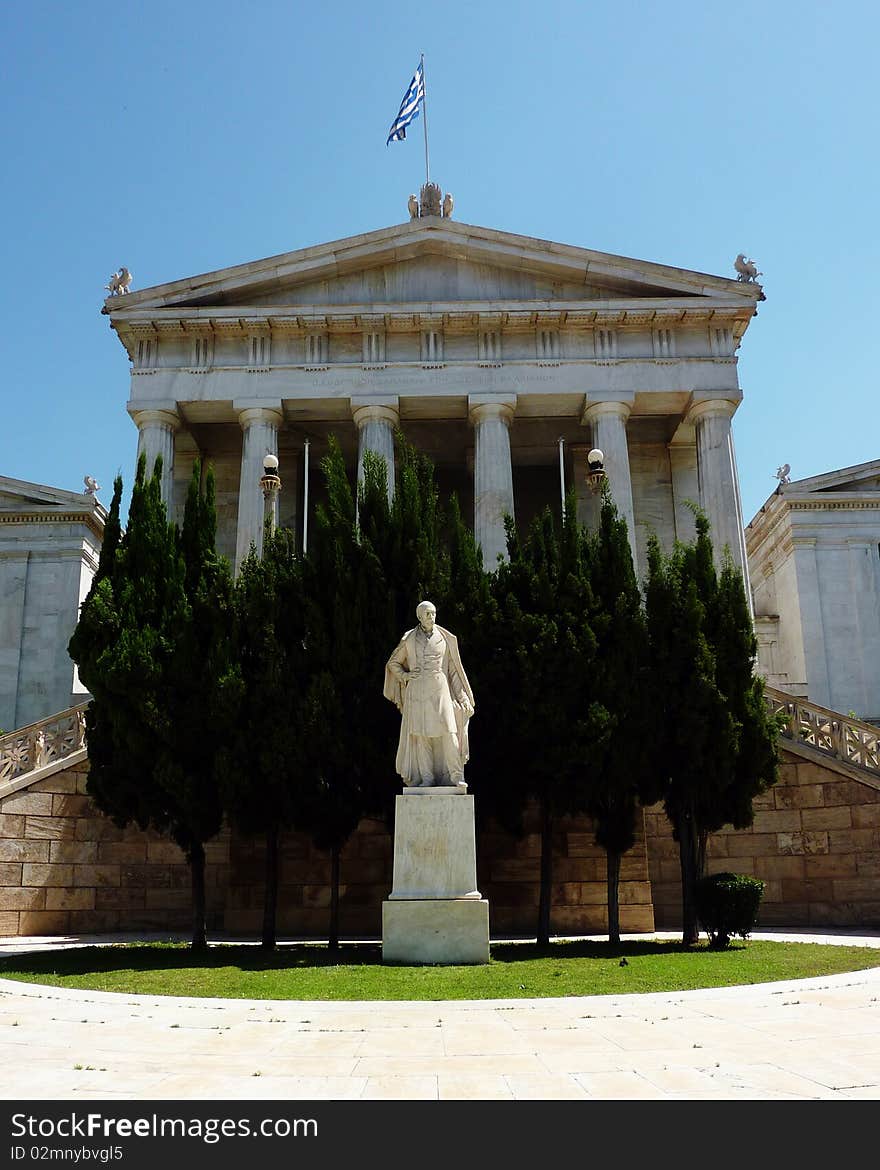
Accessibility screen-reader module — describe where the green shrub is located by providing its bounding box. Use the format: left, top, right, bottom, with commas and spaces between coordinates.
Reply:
695, 872, 765, 949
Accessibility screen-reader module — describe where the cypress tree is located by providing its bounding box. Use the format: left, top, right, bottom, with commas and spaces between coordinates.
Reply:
218, 528, 309, 949
299, 440, 397, 948
70, 456, 232, 950
487, 502, 604, 946
585, 490, 658, 944
645, 511, 778, 944
153, 461, 234, 950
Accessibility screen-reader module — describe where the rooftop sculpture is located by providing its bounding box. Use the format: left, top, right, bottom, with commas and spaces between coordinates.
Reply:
104, 267, 132, 297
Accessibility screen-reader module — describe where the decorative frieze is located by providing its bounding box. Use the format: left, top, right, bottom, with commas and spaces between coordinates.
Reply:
0, 512, 105, 541
652, 327, 675, 358
595, 327, 617, 359
304, 332, 328, 366
537, 328, 560, 360
420, 329, 443, 363
248, 332, 271, 369
362, 330, 386, 365
478, 329, 501, 363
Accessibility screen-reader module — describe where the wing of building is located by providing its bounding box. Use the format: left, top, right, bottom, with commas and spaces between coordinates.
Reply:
105, 212, 763, 579
0, 478, 104, 730
748, 459, 880, 722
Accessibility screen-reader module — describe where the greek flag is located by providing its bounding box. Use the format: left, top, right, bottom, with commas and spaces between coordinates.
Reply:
386, 62, 425, 144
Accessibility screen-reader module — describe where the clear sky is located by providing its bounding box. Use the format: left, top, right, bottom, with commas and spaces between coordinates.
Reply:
1, 1, 876, 528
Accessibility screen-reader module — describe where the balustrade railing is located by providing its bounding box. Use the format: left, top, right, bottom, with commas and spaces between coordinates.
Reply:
765, 686, 880, 779
0, 704, 88, 787
2, 692, 878, 792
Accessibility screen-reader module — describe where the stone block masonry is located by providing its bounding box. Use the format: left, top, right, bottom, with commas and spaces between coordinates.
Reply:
0, 759, 231, 936
7, 745, 877, 937
645, 745, 880, 929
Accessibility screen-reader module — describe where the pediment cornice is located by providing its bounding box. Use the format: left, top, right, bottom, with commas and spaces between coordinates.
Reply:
111, 298, 754, 346
104, 218, 763, 317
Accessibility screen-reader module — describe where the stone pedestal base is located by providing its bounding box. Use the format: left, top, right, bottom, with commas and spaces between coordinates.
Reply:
382, 789, 490, 965
382, 898, 490, 965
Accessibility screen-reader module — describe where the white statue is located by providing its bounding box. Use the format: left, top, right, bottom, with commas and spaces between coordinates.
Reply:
384, 601, 475, 789
734, 254, 762, 283
442, 192, 454, 219
105, 267, 132, 296
408, 193, 419, 220
774, 463, 791, 486
83, 475, 101, 496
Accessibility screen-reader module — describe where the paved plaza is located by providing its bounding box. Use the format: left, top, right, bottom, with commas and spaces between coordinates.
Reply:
0, 931, 878, 1100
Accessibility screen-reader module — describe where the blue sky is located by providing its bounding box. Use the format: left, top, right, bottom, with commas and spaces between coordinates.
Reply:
1, 1, 876, 527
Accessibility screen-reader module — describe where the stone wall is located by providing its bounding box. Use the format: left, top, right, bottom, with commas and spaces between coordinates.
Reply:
0, 759, 230, 936
7, 746, 877, 939
207, 802, 656, 939
646, 746, 880, 929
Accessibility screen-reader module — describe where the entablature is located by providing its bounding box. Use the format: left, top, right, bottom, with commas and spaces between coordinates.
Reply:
111, 299, 751, 367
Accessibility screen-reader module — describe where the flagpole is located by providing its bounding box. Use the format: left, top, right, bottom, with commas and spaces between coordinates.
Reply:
420, 52, 430, 186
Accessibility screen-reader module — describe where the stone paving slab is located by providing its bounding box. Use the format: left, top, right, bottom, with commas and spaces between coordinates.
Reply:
0, 930, 878, 1100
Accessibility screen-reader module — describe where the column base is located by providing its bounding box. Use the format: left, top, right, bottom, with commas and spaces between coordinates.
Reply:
382, 898, 490, 965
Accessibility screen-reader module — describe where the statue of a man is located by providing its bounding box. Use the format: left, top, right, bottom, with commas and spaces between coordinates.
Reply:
383, 601, 475, 789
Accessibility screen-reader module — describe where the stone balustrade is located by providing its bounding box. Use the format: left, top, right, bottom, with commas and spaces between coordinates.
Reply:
765, 686, 880, 780
0, 705, 88, 789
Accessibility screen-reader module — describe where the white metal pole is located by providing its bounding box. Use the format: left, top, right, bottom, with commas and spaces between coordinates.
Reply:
558, 437, 565, 518
420, 52, 430, 187
302, 438, 310, 554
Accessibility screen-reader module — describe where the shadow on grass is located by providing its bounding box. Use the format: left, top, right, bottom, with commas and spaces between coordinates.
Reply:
0, 938, 734, 980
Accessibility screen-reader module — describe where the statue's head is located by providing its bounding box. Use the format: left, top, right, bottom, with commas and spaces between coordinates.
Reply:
416, 600, 436, 631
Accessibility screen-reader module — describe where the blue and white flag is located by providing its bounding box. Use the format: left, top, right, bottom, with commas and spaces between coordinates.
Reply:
386, 62, 425, 145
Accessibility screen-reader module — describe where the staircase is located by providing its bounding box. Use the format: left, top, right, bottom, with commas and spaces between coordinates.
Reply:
765, 686, 880, 787
0, 704, 88, 795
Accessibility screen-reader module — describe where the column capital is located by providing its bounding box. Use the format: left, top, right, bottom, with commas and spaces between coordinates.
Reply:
685, 392, 741, 425
351, 397, 400, 429
581, 395, 634, 426
468, 394, 516, 427
235, 403, 283, 430
129, 406, 180, 431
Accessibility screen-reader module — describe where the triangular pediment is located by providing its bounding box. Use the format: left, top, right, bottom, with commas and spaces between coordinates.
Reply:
0, 476, 100, 511
786, 460, 880, 495
105, 218, 763, 315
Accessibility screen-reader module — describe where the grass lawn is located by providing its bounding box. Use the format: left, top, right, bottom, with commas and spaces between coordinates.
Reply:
0, 939, 877, 1000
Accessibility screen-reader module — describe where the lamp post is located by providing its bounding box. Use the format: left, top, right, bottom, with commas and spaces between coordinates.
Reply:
587, 448, 606, 493
260, 452, 281, 546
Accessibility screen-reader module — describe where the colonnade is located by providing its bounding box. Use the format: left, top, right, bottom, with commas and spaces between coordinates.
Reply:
131, 391, 748, 584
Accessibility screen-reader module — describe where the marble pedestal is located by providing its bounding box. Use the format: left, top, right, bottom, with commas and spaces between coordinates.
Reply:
382, 789, 490, 965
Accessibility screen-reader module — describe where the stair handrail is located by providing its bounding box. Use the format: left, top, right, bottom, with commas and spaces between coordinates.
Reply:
765, 685, 880, 779
0, 703, 89, 788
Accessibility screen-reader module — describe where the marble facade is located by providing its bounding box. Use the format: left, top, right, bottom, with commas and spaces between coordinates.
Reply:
105, 216, 763, 578
747, 460, 880, 723
0, 478, 105, 731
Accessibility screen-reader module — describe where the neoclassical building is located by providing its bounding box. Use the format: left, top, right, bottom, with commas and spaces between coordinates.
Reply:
748, 459, 880, 723
0, 477, 104, 732
104, 201, 764, 580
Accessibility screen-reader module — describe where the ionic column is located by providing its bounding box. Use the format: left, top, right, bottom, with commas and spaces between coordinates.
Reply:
686, 396, 749, 585
469, 395, 516, 567
131, 408, 179, 505
352, 397, 399, 501
235, 404, 283, 571
582, 398, 637, 570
